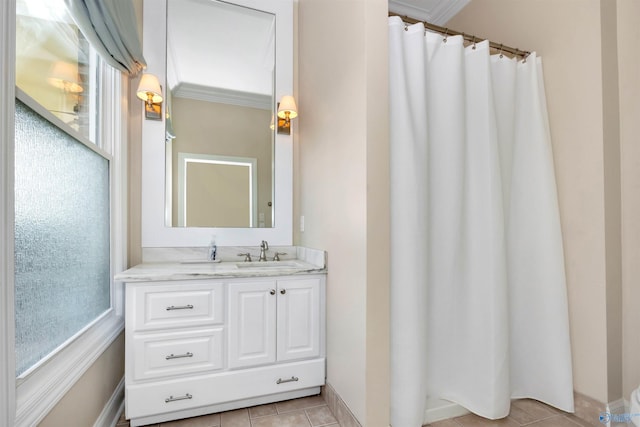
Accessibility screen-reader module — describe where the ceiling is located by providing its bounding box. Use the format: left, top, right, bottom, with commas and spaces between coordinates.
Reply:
166, 0, 274, 108
166, 0, 470, 108
388, 0, 470, 26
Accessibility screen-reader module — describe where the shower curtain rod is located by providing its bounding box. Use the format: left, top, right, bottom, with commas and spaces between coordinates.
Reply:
388, 12, 531, 59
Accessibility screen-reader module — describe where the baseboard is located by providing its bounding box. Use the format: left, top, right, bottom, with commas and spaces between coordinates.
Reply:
606, 398, 627, 414
601, 398, 635, 427
321, 383, 362, 427
93, 376, 124, 427
423, 397, 469, 424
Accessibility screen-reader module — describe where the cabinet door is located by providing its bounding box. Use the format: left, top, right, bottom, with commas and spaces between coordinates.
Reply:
228, 281, 277, 368
277, 278, 320, 361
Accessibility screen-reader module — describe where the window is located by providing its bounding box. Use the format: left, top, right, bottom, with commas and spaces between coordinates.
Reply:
14, 0, 113, 379
15, 0, 99, 144
9, 0, 128, 424
14, 98, 111, 377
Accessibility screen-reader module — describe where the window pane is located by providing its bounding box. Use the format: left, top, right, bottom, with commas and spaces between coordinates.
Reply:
15, 0, 97, 143
14, 99, 111, 377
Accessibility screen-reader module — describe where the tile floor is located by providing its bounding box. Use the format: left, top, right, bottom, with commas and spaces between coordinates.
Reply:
426, 398, 616, 427
116, 395, 340, 427
117, 395, 624, 427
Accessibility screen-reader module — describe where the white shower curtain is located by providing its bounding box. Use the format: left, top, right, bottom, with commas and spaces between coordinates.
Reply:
389, 16, 574, 427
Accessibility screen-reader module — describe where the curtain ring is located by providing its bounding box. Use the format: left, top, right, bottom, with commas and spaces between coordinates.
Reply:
404, 23, 408, 31
443, 28, 448, 44
472, 35, 477, 50
499, 43, 504, 58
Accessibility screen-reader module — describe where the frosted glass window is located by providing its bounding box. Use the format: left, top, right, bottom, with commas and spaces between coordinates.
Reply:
14, 99, 110, 377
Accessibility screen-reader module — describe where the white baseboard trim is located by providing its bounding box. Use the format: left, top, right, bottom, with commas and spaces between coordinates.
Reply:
424, 398, 469, 424
606, 398, 628, 414
385, 396, 468, 425
602, 398, 635, 427
93, 376, 124, 427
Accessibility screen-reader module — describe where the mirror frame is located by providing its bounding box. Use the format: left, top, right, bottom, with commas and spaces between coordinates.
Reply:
141, 0, 293, 247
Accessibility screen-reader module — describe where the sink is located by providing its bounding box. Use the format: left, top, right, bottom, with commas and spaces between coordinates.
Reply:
235, 261, 301, 269
179, 260, 222, 264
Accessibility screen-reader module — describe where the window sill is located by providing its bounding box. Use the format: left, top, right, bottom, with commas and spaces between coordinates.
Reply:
14, 308, 124, 427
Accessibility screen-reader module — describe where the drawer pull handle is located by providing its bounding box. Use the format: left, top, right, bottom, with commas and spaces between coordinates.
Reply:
276, 376, 299, 384
166, 352, 194, 360
166, 304, 194, 311
165, 393, 193, 403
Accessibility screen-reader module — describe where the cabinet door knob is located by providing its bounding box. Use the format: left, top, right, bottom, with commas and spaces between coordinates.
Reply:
270, 289, 276, 295
280, 289, 286, 295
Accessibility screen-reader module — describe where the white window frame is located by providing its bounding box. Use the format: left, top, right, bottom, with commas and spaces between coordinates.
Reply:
0, 0, 17, 425
0, 1, 129, 424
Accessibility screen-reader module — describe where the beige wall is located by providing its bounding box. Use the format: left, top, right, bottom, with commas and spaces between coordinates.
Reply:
128, 1, 144, 268
38, 333, 125, 427
297, 0, 390, 425
617, 0, 640, 401
600, 0, 622, 403
449, 0, 639, 404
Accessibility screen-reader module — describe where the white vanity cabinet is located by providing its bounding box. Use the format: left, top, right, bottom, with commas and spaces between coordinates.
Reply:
124, 274, 326, 427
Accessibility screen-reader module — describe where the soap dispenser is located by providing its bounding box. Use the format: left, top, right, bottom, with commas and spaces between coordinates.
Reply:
208, 236, 217, 261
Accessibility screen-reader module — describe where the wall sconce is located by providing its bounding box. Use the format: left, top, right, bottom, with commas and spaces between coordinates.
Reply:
136, 73, 163, 120
277, 95, 298, 135
48, 61, 84, 94
47, 61, 83, 119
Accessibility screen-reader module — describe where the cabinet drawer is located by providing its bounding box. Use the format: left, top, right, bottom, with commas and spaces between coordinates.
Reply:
126, 358, 325, 419
127, 375, 214, 418
131, 282, 224, 331
132, 328, 224, 381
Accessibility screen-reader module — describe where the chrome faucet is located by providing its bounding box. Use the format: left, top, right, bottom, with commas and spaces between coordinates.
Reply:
259, 240, 269, 261
237, 252, 252, 262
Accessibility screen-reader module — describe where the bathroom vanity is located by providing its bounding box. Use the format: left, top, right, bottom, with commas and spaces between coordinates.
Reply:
127, 0, 309, 422
116, 248, 326, 426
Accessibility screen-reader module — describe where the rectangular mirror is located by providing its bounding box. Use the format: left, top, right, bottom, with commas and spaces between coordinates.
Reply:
165, 0, 275, 228
141, 0, 293, 247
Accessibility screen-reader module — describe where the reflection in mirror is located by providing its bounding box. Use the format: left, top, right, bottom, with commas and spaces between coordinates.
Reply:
177, 153, 258, 227
165, 0, 275, 228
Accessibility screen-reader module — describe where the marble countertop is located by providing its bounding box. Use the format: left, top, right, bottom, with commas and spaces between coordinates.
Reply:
115, 246, 327, 282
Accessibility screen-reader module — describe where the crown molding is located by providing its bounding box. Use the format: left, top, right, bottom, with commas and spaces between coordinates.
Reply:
388, 0, 470, 26
172, 82, 272, 110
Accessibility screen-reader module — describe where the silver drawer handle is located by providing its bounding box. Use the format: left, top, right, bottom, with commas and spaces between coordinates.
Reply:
166, 352, 193, 360
165, 393, 192, 403
166, 304, 194, 311
276, 376, 299, 384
